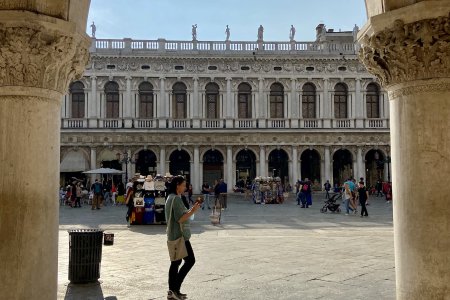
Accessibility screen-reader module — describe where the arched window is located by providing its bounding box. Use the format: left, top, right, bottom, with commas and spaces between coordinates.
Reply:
172, 82, 187, 119
139, 82, 154, 118
70, 81, 85, 118
105, 81, 119, 118
302, 83, 316, 118
366, 83, 380, 118
334, 83, 348, 118
205, 83, 219, 119
270, 83, 284, 118
238, 83, 252, 119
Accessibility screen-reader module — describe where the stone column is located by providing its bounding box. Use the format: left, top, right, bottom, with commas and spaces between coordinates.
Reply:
290, 78, 299, 128
225, 77, 233, 128
159, 77, 166, 128
192, 76, 200, 128
356, 146, 363, 181
226, 146, 233, 192
259, 145, 266, 177
124, 75, 133, 128
324, 146, 331, 183
359, 3, 450, 299
291, 146, 298, 183
355, 78, 364, 128
90, 147, 97, 183
0, 4, 90, 300
193, 146, 200, 193
323, 78, 331, 128
88, 75, 98, 128
258, 77, 266, 128
159, 146, 166, 175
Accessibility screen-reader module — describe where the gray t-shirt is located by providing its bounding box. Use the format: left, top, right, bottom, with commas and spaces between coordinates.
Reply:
165, 194, 191, 241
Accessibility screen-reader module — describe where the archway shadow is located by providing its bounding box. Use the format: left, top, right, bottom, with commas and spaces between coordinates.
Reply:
64, 281, 117, 300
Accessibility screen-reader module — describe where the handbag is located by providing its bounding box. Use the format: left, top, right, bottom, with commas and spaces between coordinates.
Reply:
166, 195, 188, 261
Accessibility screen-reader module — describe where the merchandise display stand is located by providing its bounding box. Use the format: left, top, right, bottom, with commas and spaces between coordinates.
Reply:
251, 176, 285, 204
130, 175, 167, 225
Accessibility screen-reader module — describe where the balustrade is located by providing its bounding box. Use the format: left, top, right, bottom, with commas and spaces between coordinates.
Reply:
92, 38, 357, 55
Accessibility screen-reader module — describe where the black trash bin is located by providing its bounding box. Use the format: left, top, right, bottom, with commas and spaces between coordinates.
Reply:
68, 229, 104, 283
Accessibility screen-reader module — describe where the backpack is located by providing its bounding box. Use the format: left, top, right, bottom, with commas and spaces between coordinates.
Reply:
302, 183, 309, 192
94, 183, 102, 194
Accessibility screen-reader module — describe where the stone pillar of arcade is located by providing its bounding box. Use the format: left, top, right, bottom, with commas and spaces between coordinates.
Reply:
0, 2, 91, 299
359, 1, 450, 299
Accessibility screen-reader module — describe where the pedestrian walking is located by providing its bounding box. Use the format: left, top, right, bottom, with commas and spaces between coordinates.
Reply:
218, 178, 227, 210
75, 182, 82, 207
165, 176, 201, 300
357, 181, 369, 217
376, 179, 383, 197
343, 181, 354, 215
303, 178, 313, 207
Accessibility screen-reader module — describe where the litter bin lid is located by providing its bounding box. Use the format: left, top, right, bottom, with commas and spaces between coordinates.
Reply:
68, 229, 104, 234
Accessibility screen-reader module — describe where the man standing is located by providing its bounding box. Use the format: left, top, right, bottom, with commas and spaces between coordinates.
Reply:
218, 179, 227, 210
357, 181, 369, 217
324, 180, 331, 199
91, 179, 103, 210
201, 182, 211, 210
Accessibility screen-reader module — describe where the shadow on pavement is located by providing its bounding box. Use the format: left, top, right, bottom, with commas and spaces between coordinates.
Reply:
64, 281, 116, 300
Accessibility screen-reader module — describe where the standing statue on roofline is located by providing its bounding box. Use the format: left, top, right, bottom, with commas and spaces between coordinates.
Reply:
192, 24, 198, 41
289, 25, 296, 41
90, 21, 96, 38
257, 25, 264, 41
225, 25, 230, 41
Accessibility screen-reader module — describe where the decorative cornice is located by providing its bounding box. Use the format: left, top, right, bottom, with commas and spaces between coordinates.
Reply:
388, 79, 450, 100
359, 17, 450, 87
0, 21, 90, 93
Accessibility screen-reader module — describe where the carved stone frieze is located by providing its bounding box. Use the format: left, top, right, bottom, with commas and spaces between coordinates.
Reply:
0, 22, 90, 93
359, 16, 450, 87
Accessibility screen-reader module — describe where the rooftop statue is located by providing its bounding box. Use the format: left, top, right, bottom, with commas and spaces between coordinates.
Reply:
225, 25, 230, 41
192, 24, 198, 41
90, 21, 96, 38
257, 25, 264, 41
289, 25, 296, 41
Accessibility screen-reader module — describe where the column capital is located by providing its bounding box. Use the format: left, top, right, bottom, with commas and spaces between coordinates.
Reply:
193, 76, 199, 81
0, 17, 90, 94
358, 13, 450, 87
225, 76, 232, 81
125, 75, 132, 80
90, 75, 97, 80
258, 77, 264, 82
159, 76, 166, 81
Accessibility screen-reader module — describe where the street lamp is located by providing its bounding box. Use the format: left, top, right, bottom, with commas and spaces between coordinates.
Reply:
120, 151, 135, 183
385, 155, 391, 182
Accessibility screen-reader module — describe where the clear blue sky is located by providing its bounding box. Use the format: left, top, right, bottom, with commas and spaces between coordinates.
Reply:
87, 0, 367, 41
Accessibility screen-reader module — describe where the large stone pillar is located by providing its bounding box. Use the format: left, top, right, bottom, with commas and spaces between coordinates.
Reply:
359, 2, 450, 299
88, 75, 98, 128
0, 3, 90, 300
159, 76, 166, 128
124, 75, 132, 128
226, 146, 233, 192
193, 146, 200, 194
259, 145, 266, 177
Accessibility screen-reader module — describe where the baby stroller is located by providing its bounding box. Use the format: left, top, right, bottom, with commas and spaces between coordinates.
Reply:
320, 193, 342, 213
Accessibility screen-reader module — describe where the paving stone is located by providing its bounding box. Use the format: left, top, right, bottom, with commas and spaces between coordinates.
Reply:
58, 193, 395, 299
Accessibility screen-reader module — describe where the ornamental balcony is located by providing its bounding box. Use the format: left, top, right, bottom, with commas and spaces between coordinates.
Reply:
61, 117, 389, 130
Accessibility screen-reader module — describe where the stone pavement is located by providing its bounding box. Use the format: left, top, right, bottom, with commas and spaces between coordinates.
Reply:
58, 193, 395, 300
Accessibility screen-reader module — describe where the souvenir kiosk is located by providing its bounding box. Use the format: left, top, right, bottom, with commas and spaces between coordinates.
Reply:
130, 174, 167, 225
251, 177, 285, 204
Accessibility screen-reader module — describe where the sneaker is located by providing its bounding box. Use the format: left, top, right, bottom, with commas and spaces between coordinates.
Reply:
167, 290, 182, 300
176, 291, 187, 299
345, 213, 349, 215
353, 210, 358, 214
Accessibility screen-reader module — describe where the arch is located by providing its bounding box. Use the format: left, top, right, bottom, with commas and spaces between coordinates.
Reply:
60, 150, 89, 172
169, 149, 191, 182
139, 81, 154, 118
237, 82, 252, 119
334, 82, 348, 119
302, 82, 316, 119
235, 149, 257, 183
332, 149, 353, 186
365, 149, 385, 188
270, 82, 284, 118
203, 149, 224, 185
135, 149, 157, 176
366, 82, 380, 118
172, 82, 187, 119
268, 149, 289, 183
300, 149, 321, 184
69, 81, 85, 118
105, 81, 119, 118
205, 82, 220, 119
